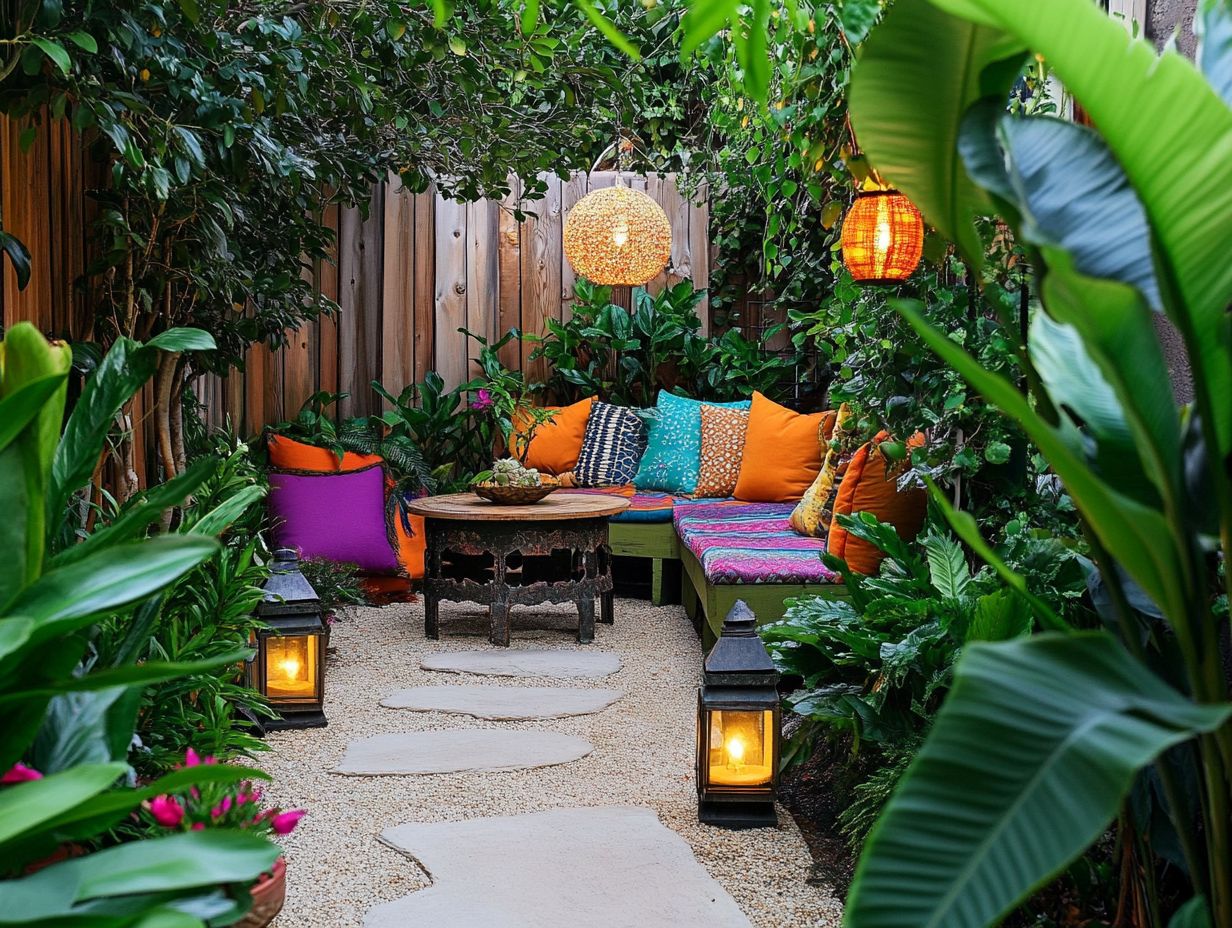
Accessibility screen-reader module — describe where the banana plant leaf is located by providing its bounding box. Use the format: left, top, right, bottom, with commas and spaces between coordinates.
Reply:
846, 633, 1232, 928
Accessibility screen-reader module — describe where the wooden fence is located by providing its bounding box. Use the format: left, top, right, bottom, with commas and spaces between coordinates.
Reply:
1, 111, 710, 436
191, 170, 709, 431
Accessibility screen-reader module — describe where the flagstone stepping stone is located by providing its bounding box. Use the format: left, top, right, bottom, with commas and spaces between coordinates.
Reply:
381, 685, 624, 720
366, 806, 753, 928
331, 730, 593, 776
419, 648, 622, 680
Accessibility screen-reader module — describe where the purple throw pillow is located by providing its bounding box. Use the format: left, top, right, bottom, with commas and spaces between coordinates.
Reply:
269, 468, 398, 573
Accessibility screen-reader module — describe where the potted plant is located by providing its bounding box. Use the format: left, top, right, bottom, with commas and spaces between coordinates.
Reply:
144, 749, 307, 928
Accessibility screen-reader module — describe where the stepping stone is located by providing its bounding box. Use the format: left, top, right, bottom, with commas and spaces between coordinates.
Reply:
331, 730, 593, 776
420, 649, 621, 680
366, 806, 753, 928
381, 685, 625, 720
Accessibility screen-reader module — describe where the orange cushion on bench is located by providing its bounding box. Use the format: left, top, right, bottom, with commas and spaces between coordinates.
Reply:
511, 396, 595, 475
826, 431, 927, 574
734, 393, 835, 503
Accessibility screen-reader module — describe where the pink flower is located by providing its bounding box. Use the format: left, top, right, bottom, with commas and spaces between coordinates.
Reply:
270, 809, 306, 835
470, 388, 493, 411
191, 822, 205, 831
1, 763, 42, 784
211, 795, 233, 819
150, 795, 185, 828
183, 748, 202, 767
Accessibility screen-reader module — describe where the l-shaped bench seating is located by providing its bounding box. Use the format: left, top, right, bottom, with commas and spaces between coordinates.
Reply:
561, 486, 850, 648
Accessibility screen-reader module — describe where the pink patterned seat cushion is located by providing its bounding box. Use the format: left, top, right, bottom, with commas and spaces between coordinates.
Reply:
673, 502, 840, 585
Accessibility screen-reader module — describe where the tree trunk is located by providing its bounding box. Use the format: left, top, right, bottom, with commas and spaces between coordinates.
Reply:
154, 351, 179, 483
170, 360, 187, 475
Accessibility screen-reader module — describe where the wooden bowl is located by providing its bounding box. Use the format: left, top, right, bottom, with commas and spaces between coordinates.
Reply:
471, 481, 557, 505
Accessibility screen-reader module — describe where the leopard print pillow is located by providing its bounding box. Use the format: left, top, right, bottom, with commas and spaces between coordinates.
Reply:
695, 405, 750, 497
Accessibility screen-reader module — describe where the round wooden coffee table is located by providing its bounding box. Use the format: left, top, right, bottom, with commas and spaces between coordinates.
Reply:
406, 493, 630, 646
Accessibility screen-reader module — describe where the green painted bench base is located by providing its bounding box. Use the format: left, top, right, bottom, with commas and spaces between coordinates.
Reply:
607, 519, 847, 648
678, 544, 850, 649
608, 521, 679, 606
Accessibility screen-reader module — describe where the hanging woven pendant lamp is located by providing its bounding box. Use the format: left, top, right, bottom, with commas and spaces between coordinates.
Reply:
564, 136, 671, 286
840, 189, 924, 284
564, 183, 672, 286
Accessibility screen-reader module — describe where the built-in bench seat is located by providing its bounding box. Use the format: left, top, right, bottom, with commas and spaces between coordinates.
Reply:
560, 488, 849, 648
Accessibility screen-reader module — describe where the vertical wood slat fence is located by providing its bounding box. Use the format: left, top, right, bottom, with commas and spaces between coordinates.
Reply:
0, 108, 710, 454
191, 170, 710, 433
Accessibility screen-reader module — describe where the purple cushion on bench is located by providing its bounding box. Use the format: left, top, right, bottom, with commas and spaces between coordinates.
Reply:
674, 502, 839, 585
269, 468, 398, 573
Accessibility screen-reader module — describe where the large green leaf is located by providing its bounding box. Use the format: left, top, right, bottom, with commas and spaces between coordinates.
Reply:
43, 330, 208, 527
990, 115, 1161, 311
30, 687, 139, 774
1, 831, 278, 918
0, 373, 69, 455
922, 534, 970, 600
848, 0, 1025, 265
896, 301, 1188, 624
1039, 254, 1183, 512
5, 764, 270, 865
0, 762, 125, 845
6, 536, 219, 644
1, 651, 253, 704
183, 484, 265, 537
1196, 0, 1232, 106
846, 633, 1232, 928
935, 0, 1232, 458
52, 459, 217, 568
0, 324, 72, 606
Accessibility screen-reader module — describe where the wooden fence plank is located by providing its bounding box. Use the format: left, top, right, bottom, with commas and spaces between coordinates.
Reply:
690, 183, 711, 336
497, 177, 522, 371
434, 194, 469, 390
336, 186, 384, 418
412, 188, 435, 391
520, 173, 562, 382
381, 171, 416, 397
466, 198, 500, 378
316, 203, 341, 403
559, 172, 588, 318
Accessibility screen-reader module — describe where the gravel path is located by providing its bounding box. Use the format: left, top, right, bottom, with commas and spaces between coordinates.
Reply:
260, 597, 843, 927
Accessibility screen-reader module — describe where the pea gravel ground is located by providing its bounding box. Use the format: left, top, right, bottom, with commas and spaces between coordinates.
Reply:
259, 597, 843, 927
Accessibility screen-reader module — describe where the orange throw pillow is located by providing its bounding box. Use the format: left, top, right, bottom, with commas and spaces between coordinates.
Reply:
827, 431, 927, 575
267, 434, 382, 473
510, 397, 595, 475
733, 393, 834, 503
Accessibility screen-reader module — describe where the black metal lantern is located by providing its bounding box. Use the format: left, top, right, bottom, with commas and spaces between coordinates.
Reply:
696, 601, 781, 828
251, 549, 327, 731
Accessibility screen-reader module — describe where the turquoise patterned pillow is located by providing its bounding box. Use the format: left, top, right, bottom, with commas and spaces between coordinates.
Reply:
633, 392, 751, 495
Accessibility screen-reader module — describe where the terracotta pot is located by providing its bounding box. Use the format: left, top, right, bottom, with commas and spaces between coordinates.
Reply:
232, 857, 286, 928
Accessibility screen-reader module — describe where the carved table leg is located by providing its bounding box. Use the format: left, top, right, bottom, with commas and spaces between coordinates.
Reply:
424, 520, 443, 640
490, 549, 511, 647
577, 594, 596, 644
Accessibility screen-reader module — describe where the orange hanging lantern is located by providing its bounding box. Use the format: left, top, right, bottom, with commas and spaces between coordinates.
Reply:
563, 183, 672, 286
840, 189, 924, 284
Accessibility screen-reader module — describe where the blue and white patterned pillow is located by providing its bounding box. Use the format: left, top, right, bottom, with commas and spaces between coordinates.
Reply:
633, 392, 751, 495
574, 402, 647, 487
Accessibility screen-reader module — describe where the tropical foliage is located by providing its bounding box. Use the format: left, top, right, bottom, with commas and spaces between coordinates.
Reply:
0, 322, 278, 925
833, 1, 1232, 926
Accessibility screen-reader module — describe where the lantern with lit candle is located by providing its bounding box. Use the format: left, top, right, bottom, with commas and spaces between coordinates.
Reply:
696, 601, 781, 828
840, 189, 924, 284
250, 549, 327, 731
563, 183, 672, 286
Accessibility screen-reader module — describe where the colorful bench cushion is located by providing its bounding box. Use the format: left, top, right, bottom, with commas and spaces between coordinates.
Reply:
560, 485, 675, 523
674, 502, 840, 585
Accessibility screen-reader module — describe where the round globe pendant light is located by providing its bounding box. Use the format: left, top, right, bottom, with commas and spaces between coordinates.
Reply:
840, 189, 924, 284
563, 183, 672, 286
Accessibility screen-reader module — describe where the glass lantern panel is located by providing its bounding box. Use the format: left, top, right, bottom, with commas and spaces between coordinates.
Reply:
265, 634, 319, 700
706, 709, 774, 787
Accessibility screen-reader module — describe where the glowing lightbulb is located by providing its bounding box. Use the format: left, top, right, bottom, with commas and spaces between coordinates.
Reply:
875, 220, 892, 254
612, 217, 630, 248
725, 736, 746, 767
278, 657, 302, 681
